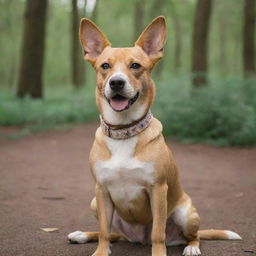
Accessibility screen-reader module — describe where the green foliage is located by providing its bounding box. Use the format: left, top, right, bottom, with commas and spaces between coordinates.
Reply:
1, 76, 255, 146
0, 85, 98, 136
153, 76, 256, 146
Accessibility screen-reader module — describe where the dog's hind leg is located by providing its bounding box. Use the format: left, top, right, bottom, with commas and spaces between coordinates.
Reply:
68, 198, 125, 244
172, 195, 201, 256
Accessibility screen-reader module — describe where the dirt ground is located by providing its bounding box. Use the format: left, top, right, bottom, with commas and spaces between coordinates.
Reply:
0, 123, 255, 256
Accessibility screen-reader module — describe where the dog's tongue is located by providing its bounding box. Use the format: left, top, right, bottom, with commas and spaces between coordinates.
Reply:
110, 98, 129, 111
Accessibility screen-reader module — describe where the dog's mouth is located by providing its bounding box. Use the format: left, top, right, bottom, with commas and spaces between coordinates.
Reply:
107, 92, 139, 112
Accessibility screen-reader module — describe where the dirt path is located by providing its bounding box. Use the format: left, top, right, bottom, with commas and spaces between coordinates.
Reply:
0, 123, 255, 256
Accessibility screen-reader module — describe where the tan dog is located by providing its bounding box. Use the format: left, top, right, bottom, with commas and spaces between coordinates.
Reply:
68, 16, 241, 256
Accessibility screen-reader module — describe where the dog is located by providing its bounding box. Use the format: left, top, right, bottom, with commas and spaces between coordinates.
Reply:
68, 16, 242, 256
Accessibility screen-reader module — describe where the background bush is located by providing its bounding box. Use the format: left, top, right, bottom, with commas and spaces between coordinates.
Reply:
154, 76, 256, 146
1, 76, 255, 146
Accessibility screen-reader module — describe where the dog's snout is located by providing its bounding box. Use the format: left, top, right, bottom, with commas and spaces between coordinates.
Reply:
109, 78, 126, 91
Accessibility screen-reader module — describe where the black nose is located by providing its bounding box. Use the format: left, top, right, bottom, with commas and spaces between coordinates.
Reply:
109, 78, 125, 91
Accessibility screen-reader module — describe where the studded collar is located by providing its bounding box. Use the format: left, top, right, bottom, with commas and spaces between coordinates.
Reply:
100, 111, 153, 140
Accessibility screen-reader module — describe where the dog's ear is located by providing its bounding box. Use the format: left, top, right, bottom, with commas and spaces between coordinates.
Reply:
135, 16, 166, 63
80, 18, 111, 64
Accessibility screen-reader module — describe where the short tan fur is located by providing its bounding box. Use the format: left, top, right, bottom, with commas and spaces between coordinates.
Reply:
68, 16, 242, 256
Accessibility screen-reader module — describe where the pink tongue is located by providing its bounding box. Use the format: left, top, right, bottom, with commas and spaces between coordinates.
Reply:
110, 99, 129, 111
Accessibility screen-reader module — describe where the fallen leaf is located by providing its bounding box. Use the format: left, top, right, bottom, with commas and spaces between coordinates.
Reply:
235, 192, 244, 198
243, 250, 254, 253
40, 228, 59, 232
43, 196, 65, 200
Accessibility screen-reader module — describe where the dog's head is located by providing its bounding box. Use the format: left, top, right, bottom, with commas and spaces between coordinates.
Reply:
80, 17, 166, 125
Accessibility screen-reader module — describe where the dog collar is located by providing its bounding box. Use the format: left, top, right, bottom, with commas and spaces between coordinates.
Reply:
100, 111, 153, 140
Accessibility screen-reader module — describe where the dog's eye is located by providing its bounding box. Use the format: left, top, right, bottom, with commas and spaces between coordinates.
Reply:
130, 63, 141, 69
101, 63, 111, 69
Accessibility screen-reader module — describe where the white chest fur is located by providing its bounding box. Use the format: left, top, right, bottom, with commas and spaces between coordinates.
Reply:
94, 136, 154, 205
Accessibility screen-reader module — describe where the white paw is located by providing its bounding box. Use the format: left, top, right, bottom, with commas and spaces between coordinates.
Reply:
183, 245, 201, 256
67, 231, 89, 244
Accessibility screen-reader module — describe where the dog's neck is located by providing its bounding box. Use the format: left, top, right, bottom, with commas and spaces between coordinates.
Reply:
100, 111, 153, 140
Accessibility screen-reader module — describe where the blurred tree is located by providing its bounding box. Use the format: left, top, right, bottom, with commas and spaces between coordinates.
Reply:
243, 0, 255, 78
218, 18, 227, 75
71, 0, 85, 88
192, 0, 213, 87
91, 0, 99, 22
17, 0, 48, 98
134, 0, 145, 41
170, 0, 182, 72
149, 0, 166, 21
2, 0, 17, 88
214, 1, 228, 75
148, 0, 166, 77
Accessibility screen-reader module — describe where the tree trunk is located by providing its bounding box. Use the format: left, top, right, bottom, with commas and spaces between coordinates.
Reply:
71, 0, 84, 88
243, 0, 255, 78
134, 0, 145, 41
191, 0, 213, 87
170, 1, 182, 73
148, 0, 166, 77
4, 0, 17, 88
218, 18, 227, 75
149, 0, 166, 21
91, 0, 99, 22
17, 0, 48, 98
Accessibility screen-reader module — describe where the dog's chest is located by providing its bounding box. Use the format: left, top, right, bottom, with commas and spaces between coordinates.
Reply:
94, 136, 154, 204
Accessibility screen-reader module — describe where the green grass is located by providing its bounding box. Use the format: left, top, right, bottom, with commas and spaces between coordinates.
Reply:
1, 76, 256, 146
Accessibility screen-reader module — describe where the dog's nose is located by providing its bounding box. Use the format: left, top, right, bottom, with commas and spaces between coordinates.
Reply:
109, 78, 125, 91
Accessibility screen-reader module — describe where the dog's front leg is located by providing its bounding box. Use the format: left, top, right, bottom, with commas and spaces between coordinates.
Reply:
92, 183, 113, 256
150, 183, 168, 256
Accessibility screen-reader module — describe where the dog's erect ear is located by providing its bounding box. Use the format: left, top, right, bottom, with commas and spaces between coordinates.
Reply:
135, 16, 166, 63
80, 18, 111, 64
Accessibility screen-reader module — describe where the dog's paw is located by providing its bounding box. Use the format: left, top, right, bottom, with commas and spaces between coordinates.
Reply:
91, 247, 111, 256
183, 246, 201, 256
67, 231, 89, 244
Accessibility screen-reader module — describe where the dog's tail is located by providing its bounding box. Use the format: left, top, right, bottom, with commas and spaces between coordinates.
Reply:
199, 229, 242, 240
